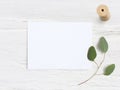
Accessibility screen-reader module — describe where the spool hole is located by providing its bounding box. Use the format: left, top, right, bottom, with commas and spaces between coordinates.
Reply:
101, 9, 104, 12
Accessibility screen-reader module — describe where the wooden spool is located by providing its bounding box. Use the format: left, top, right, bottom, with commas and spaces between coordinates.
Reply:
97, 5, 110, 21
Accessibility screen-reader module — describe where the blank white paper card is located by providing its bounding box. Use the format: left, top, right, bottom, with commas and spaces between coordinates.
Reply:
28, 22, 92, 70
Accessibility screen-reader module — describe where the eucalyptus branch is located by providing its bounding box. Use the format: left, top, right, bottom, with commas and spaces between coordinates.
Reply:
78, 37, 115, 86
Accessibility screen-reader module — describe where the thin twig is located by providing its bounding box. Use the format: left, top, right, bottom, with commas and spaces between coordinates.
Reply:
99, 53, 106, 68
78, 53, 106, 85
78, 67, 99, 85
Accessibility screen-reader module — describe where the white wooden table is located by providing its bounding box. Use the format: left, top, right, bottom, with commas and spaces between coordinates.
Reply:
0, 0, 120, 89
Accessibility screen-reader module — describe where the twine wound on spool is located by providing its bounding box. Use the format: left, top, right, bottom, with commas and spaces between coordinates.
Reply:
97, 5, 110, 21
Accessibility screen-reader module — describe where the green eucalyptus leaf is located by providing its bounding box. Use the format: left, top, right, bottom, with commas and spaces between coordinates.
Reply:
98, 37, 108, 53
104, 64, 115, 76
87, 46, 97, 61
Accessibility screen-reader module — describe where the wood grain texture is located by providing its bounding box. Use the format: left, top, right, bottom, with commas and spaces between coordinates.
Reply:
0, 0, 119, 89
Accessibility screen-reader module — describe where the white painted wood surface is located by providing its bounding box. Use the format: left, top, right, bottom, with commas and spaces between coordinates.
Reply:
0, 0, 120, 89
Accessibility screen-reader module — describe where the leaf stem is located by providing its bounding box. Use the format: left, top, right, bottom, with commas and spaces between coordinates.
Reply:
78, 53, 106, 85
94, 61, 99, 68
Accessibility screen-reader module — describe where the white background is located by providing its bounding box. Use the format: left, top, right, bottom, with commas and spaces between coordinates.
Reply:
0, 0, 120, 90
